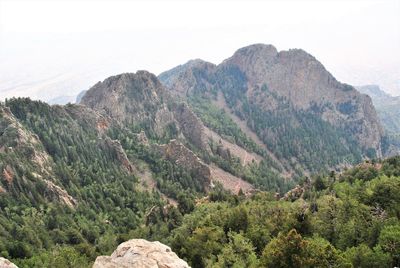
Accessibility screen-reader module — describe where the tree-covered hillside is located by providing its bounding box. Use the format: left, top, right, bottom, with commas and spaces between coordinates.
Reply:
0, 98, 207, 267
0, 97, 399, 267
133, 156, 400, 268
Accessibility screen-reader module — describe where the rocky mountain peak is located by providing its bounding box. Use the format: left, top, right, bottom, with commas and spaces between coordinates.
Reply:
81, 71, 172, 128
228, 43, 278, 62
159, 59, 216, 96
160, 43, 385, 164
82, 71, 163, 108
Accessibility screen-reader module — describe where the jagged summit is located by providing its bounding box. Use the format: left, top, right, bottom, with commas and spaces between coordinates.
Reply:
82, 71, 163, 106
159, 43, 385, 167
222, 43, 278, 66
159, 59, 216, 96
81, 71, 170, 127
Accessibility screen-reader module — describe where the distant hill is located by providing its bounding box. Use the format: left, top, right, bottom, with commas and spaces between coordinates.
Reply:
357, 85, 400, 134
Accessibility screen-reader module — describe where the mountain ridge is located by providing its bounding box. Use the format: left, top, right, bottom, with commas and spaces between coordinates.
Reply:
159, 44, 385, 173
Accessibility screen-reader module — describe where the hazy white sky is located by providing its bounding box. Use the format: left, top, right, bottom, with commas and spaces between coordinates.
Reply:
0, 0, 399, 101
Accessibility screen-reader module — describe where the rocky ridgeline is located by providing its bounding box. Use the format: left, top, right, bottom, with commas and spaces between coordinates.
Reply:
93, 239, 190, 268
81, 71, 211, 153
81, 72, 176, 138
159, 44, 384, 158
155, 140, 211, 189
172, 103, 210, 153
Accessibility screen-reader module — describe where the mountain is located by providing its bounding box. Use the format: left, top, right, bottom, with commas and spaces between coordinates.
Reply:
46, 90, 88, 105
159, 44, 384, 173
0, 44, 396, 267
0, 97, 174, 266
47, 95, 77, 105
75, 90, 87, 103
0, 68, 290, 265
80, 71, 286, 193
357, 85, 400, 134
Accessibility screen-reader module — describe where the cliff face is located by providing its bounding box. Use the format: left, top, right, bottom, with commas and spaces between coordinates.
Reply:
159, 59, 216, 97
81, 71, 176, 137
221, 44, 383, 155
154, 140, 211, 190
81, 71, 210, 150
93, 239, 190, 268
357, 85, 400, 135
159, 44, 385, 171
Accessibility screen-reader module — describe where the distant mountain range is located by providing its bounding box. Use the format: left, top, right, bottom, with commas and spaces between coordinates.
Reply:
1, 43, 399, 266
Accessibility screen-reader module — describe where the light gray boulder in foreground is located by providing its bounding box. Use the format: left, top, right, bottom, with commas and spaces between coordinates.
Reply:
93, 239, 190, 268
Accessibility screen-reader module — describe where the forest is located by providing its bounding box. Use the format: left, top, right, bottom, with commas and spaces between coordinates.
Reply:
0, 98, 399, 267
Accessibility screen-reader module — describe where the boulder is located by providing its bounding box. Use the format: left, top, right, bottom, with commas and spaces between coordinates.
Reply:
0, 257, 18, 268
93, 239, 190, 268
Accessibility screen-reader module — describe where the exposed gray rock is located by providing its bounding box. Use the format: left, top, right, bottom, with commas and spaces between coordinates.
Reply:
154, 140, 211, 190
159, 59, 216, 97
221, 44, 384, 156
101, 137, 135, 173
81, 71, 176, 138
160, 43, 385, 163
172, 103, 210, 153
93, 239, 190, 268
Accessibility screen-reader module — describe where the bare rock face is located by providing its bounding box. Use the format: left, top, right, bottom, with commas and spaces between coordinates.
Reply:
101, 137, 135, 173
65, 104, 112, 134
80, 71, 211, 152
172, 103, 210, 152
93, 239, 190, 268
281, 185, 305, 202
81, 71, 176, 137
221, 44, 383, 156
43, 179, 77, 208
0, 257, 18, 268
159, 59, 216, 97
159, 43, 385, 168
155, 140, 211, 190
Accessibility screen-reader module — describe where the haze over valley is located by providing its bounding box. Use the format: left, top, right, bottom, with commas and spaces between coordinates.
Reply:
0, 1, 399, 267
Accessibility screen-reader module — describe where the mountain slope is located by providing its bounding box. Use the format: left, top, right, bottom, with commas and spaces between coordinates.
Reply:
0, 97, 198, 265
80, 71, 289, 193
357, 85, 400, 134
159, 44, 384, 173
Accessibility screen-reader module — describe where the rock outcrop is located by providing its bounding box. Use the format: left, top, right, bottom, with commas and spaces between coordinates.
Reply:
222, 44, 383, 156
0, 105, 76, 208
80, 71, 211, 153
81, 72, 176, 138
172, 103, 210, 152
0, 257, 18, 268
43, 179, 77, 208
101, 137, 135, 173
357, 85, 400, 156
155, 140, 211, 190
159, 59, 216, 97
93, 239, 190, 268
155, 140, 255, 195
